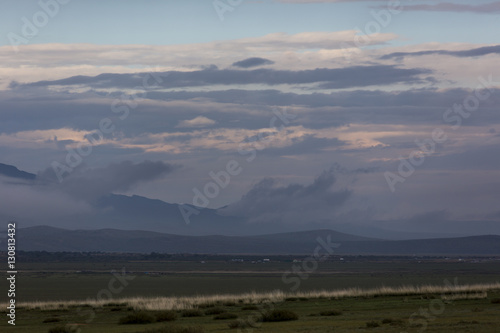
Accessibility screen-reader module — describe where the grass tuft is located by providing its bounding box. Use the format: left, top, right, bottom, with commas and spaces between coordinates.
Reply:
262, 309, 298, 322
118, 312, 155, 324
154, 310, 178, 322
319, 309, 342, 316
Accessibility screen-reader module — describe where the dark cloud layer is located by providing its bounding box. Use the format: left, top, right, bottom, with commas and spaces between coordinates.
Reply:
220, 167, 351, 225
381, 45, 500, 60
232, 57, 275, 68
256, 135, 346, 156
39, 160, 180, 202
21, 65, 432, 90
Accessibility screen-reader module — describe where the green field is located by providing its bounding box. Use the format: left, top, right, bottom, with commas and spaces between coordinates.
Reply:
2, 254, 500, 332
3, 289, 500, 333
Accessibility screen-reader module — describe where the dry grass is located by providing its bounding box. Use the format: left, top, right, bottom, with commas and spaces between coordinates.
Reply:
15, 282, 500, 311
441, 291, 488, 301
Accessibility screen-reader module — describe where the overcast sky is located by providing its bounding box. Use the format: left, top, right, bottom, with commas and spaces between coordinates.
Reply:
1, 0, 500, 236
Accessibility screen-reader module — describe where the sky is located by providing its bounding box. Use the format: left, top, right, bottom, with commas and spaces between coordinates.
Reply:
1, 0, 500, 237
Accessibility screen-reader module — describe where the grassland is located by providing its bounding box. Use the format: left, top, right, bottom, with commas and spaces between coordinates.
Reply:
2, 284, 500, 332
1, 254, 499, 332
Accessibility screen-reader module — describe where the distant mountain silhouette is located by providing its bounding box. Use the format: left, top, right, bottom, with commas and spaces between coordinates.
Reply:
0, 163, 36, 180
12, 226, 500, 255
2, 163, 499, 239
92, 194, 248, 235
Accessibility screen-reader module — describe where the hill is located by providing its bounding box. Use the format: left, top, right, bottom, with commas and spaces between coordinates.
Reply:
0, 163, 36, 180
11, 226, 500, 255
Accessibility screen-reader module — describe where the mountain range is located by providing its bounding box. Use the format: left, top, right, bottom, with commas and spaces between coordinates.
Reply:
0, 163, 36, 180
1, 162, 500, 242
9, 226, 500, 255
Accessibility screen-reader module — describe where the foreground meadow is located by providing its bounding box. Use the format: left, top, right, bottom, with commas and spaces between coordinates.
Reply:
2, 283, 500, 333
2, 254, 499, 332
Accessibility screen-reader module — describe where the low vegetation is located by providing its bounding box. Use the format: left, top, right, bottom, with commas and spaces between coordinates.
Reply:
118, 311, 155, 324
21, 282, 500, 311
262, 309, 299, 322
10, 286, 498, 332
319, 309, 342, 316
154, 310, 178, 322
227, 319, 256, 329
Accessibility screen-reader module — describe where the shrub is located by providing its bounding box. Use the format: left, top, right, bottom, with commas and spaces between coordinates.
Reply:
181, 309, 203, 317
262, 309, 298, 322
214, 313, 238, 320
204, 307, 226, 315
118, 312, 155, 324
43, 317, 61, 323
366, 321, 380, 328
320, 309, 342, 316
491, 298, 500, 304
155, 310, 178, 322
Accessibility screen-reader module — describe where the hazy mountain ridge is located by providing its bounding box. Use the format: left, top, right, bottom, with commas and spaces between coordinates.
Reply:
0, 163, 36, 180
11, 226, 500, 255
1, 162, 500, 238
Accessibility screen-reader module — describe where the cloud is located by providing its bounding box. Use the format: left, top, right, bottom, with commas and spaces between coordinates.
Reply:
252, 135, 346, 156
381, 45, 500, 59
38, 160, 180, 201
176, 116, 216, 128
22, 65, 432, 90
0, 159, 181, 229
232, 57, 275, 68
0, 177, 93, 222
220, 167, 351, 225
407, 210, 451, 225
